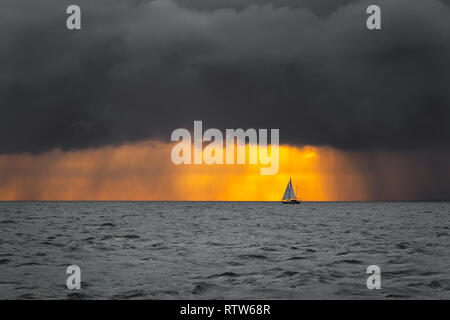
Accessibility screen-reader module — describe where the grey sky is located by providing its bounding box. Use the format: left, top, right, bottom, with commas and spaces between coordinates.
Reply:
0, 0, 449, 154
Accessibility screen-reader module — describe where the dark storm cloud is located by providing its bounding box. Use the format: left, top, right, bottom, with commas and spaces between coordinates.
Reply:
173, 0, 357, 16
1, 0, 450, 154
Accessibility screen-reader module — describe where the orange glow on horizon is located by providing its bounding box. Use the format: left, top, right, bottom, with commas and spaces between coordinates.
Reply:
0, 141, 370, 201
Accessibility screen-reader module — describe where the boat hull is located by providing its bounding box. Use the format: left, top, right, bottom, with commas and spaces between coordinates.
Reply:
282, 199, 301, 204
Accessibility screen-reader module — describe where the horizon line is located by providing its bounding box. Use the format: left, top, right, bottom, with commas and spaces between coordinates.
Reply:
0, 200, 449, 203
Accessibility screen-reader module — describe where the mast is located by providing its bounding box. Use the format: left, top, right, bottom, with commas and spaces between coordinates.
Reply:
289, 178, 291, 199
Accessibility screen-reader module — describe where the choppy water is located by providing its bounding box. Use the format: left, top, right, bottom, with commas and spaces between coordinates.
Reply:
0, 201, 449, 299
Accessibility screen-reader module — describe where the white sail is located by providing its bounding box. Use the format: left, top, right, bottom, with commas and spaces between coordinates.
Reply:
289, 180, 296, 199
282, 178, 300, 203
282, 182, 291, 200
282, 179, 297, 200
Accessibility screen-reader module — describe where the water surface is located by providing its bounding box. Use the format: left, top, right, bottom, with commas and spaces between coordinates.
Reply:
0, 201, 449, 299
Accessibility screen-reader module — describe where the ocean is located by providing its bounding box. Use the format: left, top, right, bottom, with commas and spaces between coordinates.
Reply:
0, 201, 449, 299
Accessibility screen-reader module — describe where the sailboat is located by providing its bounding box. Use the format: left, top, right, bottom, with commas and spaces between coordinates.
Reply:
282, 178, 301, 204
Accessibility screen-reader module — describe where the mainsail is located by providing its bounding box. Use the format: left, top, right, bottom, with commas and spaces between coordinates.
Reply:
282, 179, 296, 200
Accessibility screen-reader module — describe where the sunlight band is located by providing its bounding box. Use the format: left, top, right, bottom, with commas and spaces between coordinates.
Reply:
171, 121, 279, 175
